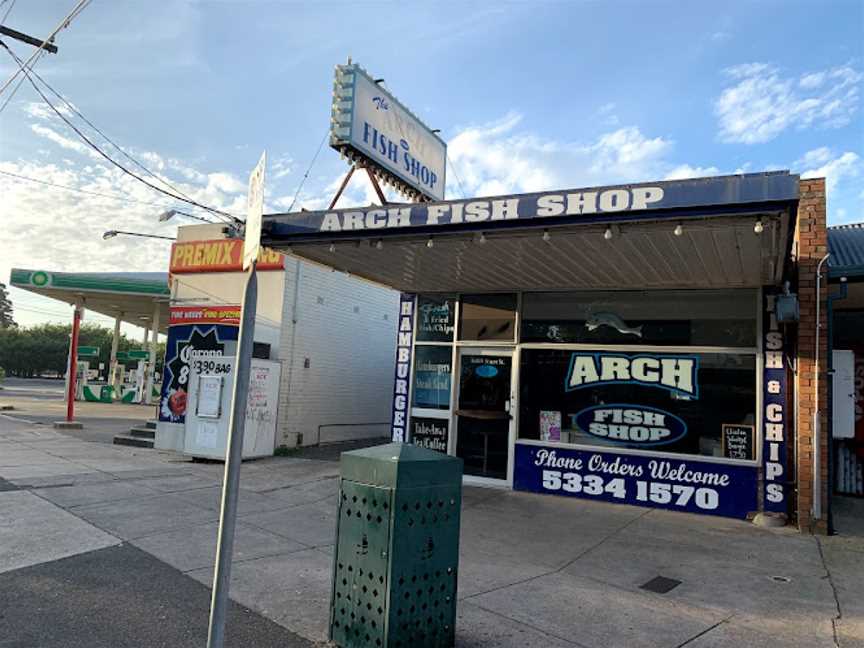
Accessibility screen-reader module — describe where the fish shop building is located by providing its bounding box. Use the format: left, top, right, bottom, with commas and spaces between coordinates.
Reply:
263, 172, 830, 532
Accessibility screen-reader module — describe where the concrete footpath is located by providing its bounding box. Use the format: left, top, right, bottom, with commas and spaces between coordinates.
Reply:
0, 415, 862, 647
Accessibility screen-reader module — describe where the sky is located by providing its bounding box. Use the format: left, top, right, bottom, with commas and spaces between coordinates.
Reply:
0, 0, 862, 334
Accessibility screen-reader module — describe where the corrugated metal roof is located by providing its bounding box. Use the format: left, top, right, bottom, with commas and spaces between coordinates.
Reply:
828, 223, 864, 277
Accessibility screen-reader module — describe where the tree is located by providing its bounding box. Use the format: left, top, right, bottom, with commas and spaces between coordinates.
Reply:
0, 283, 15, 328
0, 322, 157, 378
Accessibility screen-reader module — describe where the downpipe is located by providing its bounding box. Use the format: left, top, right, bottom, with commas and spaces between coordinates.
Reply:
813, 253, 830, 524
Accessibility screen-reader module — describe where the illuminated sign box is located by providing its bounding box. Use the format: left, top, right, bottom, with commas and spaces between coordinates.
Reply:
330, 62, 447, 202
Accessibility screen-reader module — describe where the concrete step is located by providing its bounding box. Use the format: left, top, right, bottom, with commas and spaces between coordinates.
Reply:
144, 420, 158, 430
113, 433, 154, 449
129, 427, 156, 439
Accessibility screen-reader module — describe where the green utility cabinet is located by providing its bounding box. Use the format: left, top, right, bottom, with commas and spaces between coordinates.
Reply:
330, 443, 463, 648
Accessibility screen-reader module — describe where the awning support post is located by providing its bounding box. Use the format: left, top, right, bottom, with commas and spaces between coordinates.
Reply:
144, 303, 160, 406
65, 304, 83, 422
109, 314, 121, 392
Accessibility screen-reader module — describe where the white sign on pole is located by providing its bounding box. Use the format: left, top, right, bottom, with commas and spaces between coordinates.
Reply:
243, 151, 266, 270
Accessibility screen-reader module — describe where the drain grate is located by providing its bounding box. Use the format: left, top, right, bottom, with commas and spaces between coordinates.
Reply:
640, 576, 682, 594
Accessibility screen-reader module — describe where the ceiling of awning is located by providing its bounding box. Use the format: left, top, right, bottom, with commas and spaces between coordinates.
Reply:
281, 212, 789, 294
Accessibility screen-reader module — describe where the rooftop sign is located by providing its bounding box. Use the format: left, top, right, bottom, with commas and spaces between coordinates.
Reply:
264, 172, 799, 240
330, 62, 446, 202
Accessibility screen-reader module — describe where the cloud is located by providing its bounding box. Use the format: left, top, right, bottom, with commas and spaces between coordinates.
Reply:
205, 171, 245, 194
446, 112, 676, 197
715, 63, 861, 144
0, 111, 256, 331
30, 124, 100, 160
664, 164, 722, 180
797, 148, 860, 192
597, 102, 619, 127
271, 154, 294, 180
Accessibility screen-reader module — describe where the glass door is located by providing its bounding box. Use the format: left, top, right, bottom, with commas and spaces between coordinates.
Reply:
454, 349, 513, 480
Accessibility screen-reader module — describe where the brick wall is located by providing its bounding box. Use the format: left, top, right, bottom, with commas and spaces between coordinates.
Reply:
794, 177, 829, 533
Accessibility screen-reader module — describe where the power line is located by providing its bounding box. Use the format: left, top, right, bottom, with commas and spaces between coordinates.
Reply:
18, 62, 224, 223
1, 41, 241, 225
0, 47, 44, 114
0, 168, 188, 209
446, 152, 467, 199
284, 128, 329, 213
1, 0, 18, 25
0, 0, 89, 97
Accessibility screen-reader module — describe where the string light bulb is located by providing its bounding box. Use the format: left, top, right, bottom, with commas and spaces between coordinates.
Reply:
673, 224, 684, 237
478, 232, 487, 245
329, 243, 336, 253
376, 239, 384, 250
426, 237, 434, 248
754, 220, 764, 234
542, 229, 551, 242
604, 227, 613, 241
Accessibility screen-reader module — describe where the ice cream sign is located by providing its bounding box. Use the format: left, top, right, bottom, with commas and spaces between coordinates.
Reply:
573, 405, 687, 446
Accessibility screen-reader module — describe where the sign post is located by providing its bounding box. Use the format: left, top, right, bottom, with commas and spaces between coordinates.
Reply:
206, 152, 265, 648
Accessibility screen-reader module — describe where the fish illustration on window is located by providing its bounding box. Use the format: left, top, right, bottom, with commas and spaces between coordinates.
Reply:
585, 312, 643, 338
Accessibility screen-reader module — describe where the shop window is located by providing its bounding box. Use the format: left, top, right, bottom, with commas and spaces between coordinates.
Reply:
459, 293, 517, 342
518, 349, 756, 460
521, 290, 756, 347
412, 346, 452, 410
416, 295, 456, 342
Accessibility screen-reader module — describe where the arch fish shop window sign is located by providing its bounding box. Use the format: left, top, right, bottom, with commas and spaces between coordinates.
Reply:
515, 343, 761, 518
391, 294, 415, 442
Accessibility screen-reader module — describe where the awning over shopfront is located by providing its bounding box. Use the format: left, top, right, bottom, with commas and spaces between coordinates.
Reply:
828, 222, 864, 280
828, 222, 864, 311
263, 172, 799, 293
9, 268, 170, 332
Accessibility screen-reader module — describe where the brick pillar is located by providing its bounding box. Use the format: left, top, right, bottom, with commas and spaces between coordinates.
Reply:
795, 177, 829, 533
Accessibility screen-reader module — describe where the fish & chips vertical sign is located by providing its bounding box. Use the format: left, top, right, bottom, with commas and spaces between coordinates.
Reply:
330, 62, 446, 202
763, 293, 788, 513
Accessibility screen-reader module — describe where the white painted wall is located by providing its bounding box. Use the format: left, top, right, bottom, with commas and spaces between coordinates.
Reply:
278, 259, 399, 447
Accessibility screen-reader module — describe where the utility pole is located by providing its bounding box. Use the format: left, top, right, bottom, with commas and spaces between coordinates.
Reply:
0, 26, 58, 54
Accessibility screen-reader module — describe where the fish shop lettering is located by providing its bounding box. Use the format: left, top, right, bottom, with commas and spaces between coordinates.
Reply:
514, 444, 758, 518
565, 353, 699, 399
574, 405, 687, 445
763, 294, 788, 511
316, 186, 665, 232
391, 294, 415, 442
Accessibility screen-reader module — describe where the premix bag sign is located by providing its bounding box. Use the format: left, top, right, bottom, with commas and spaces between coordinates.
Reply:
575, 404, 687, 446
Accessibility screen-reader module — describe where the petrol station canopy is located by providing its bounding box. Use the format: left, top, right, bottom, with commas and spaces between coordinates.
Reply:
261, 172, 799, 293
9, 268, 170, 332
